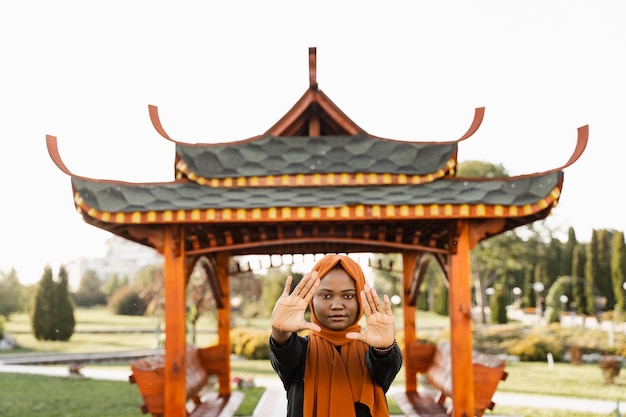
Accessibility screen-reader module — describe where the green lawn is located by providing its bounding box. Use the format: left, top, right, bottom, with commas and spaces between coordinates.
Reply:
2, 308, 625, 417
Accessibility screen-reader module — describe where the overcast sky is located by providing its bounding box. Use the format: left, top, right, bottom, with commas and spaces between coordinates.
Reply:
1, 1, 624, 284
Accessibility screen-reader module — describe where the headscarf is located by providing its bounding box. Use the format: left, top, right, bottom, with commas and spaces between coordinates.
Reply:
303, 254, 389, 417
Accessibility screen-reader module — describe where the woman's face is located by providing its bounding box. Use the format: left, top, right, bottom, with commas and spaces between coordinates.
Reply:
312, 268, 359, 331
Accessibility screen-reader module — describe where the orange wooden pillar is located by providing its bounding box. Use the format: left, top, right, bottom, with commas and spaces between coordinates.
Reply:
215, 252, 232, 396
163, 226, 187, 417
402, 250, 418, 392
449, 221, 475, 417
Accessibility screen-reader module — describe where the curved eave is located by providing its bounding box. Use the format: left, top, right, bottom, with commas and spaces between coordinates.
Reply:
175, 164, 456, 187
72, 184, 562, 226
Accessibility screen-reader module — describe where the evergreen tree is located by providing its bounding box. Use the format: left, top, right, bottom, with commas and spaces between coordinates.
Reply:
31, 266, 56, 340
433, 278, 448, 316
584, 230, 600, 315
74, 269, 107, 307
31, 266, 76, 341
560, 227, 577, 277
571, 243, 589, 315
522, 266, 534, 309
491, 282, 508, 324
0, 268, 23, 318
544, 238, 562, 288
611, 231, 626, 313
597, 229, 615, 309
54, 266, 75, 341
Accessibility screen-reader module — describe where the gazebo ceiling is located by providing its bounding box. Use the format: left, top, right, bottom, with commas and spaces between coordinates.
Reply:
46, 47, 588, 258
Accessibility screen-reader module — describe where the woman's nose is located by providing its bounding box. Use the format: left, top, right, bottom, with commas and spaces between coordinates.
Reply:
330, 297, 343, 308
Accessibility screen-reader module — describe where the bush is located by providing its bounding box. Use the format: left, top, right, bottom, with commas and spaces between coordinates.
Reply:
108, 286, 147, 316
0, 316, 5, 339
231, 328, 271, 359
473, 324, 524, 355
508, 333, 564, 361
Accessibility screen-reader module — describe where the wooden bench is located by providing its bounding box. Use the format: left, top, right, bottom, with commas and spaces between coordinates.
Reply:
129, 344, 242, 417
394, 340, 507, 417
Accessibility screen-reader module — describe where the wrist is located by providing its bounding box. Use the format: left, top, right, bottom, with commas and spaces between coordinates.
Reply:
372, 339, 396, 356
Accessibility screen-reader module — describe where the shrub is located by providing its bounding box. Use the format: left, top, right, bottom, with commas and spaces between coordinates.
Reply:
109, 286, 147, 316
508, 333, 563, 361
231, 328, 271, 359
473, 324, 525, 355
0, 316, 5, 339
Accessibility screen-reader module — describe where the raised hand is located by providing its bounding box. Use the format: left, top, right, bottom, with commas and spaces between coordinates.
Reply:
345, 284, 395, 349
271, 272, 321, 344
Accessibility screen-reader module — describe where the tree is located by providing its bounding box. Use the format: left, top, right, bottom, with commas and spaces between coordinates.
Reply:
585, 230, 601, 315
53, 266, 75, 341
187, 258, 217, 344
490, 283, 508, 324
560, 227, 577, 277
102, 273, 129, 298
0, 268, 23, 319
611, 231, 626, 313
597, 229, 615, 309
74, 269, 107, 307
571, 243, 589, 316
471, 231, 530, 323
31, 266, 75, 341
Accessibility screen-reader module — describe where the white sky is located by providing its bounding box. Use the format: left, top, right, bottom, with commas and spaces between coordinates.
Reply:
1, 1, 624, 285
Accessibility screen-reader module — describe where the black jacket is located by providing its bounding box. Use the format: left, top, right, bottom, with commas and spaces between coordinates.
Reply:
269, 333, 402, 417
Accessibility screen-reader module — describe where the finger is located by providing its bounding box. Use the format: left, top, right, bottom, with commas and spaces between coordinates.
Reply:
345, 331, 365, 342
383, 294, 392, 315
282, 275, 293, 296
304, 273, 320, 301
360, 290, 372, 315
369, 287, 383, 312
293, 271, 315, 296
363, 284, 380, 312
303, 322, 322, 333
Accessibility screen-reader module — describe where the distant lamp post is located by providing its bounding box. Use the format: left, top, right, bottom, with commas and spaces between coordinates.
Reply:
390, 294, 402, 307
559, 295, 569, 312
533, 282, 545, 320
512, 287, 522, 307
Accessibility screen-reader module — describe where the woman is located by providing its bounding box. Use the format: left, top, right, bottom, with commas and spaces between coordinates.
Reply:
270, 254, 402, 417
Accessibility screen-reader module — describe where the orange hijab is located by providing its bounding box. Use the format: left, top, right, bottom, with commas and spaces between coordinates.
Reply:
303, 254, 389, 417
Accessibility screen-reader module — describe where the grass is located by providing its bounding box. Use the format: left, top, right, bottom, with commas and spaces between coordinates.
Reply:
2, 308, 626, 417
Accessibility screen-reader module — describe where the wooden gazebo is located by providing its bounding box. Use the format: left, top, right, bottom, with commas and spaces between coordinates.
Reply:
46, 47, 587, 417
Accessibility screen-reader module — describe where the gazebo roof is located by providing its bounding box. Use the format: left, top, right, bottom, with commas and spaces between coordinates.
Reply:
46, 47, 587, 257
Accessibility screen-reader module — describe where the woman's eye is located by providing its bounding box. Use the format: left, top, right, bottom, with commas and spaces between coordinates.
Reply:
344, 294, 354, 299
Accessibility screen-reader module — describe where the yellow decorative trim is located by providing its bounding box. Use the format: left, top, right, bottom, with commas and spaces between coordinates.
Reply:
74, 185, 561, 224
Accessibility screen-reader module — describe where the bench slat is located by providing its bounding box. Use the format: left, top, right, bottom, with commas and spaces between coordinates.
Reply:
402, 340, 507, 417
130, 344, 234, 417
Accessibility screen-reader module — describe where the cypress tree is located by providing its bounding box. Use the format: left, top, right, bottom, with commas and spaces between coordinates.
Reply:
611, 231, 626, 313
560, 227, 577, 277
54, 266, 75, 341
597, 229, 614, 309
31, 266, 55, 340
491, 283, 508, 324
571, 243, 589, 315
584, 230, 600, 315
31, 266, 75, 341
